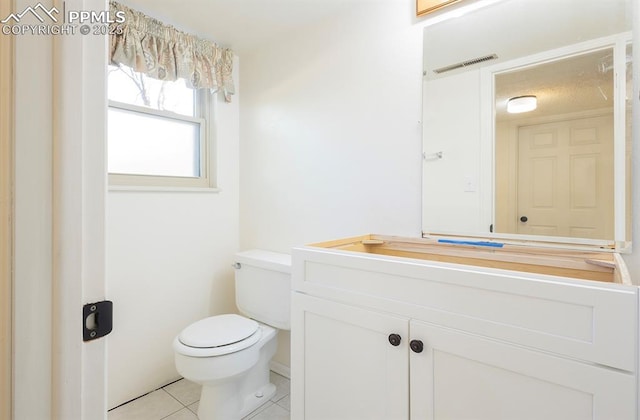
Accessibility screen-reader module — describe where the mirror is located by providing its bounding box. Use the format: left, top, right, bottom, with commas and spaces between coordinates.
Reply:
421, 0, 634, 250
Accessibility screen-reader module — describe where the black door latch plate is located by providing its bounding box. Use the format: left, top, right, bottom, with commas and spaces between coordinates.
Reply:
83, 300, 113, 342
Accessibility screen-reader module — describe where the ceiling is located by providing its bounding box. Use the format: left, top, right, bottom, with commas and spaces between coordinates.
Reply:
495, 49, 621, 122
118, 0, 365, 55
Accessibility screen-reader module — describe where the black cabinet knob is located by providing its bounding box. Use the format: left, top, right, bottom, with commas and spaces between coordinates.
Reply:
388, 333, 402, 347
520, 216, 528, 223
410, 340, 424, 353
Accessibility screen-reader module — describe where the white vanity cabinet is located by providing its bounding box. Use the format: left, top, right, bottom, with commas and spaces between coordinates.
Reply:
291, 235, 639, 420
291, 294, 409, 420
410, 320, 635, 419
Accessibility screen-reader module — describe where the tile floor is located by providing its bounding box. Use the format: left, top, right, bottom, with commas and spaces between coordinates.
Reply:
108, 371, 290, 420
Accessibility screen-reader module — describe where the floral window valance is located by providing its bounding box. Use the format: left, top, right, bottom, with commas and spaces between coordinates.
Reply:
109, 1, 235, 102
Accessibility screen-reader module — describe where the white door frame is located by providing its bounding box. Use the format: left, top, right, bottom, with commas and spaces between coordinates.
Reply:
51, 0, 108, 418
10, 0, 108, 418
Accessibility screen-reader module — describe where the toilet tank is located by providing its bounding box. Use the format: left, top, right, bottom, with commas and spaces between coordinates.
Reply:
234, 250, 291, 330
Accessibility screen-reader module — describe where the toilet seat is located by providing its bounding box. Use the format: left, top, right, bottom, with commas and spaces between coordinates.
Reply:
174, 314, 262, 357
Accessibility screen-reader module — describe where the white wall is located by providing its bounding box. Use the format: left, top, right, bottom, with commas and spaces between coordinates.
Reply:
239, 0, 425, 368
239, 1, 424, 251
106, 59, 241, 408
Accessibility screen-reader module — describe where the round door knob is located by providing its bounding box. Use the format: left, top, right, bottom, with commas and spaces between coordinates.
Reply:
388, 333, 402, 347
410, 340, 424, 353
520, 216, 528, 223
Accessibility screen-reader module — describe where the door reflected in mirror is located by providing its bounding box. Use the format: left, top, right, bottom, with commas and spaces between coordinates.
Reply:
494, 49, 621, 240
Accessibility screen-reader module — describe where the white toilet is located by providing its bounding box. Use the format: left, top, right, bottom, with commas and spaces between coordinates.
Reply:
173, 250, 291, 420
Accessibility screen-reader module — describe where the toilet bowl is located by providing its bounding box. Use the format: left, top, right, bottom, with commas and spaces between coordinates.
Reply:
173, 250, 291, 420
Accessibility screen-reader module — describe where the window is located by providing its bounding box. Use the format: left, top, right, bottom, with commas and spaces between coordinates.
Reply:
107, 64, 216, 189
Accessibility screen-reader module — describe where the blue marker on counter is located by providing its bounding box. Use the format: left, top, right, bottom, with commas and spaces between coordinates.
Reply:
437, 239, 504, 248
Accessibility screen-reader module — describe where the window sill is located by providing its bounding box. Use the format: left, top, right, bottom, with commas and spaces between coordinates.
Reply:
108, 185, 221, 193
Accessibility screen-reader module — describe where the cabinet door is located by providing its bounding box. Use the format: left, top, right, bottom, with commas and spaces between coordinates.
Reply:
291, 293, 409, 420
410, 320, 636, 420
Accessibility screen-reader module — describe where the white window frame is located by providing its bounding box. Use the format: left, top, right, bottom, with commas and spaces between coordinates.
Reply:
107, 84, 218, 192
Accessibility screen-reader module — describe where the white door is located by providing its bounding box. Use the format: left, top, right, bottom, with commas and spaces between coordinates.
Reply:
291, 294, 409, 420
409, 320, 636, 420
516, 115, 614, 239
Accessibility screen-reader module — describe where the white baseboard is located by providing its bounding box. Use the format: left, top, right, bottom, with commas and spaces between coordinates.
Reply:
269, 361, 290, 379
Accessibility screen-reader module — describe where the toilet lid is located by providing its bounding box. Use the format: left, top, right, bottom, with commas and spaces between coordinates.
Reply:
179, 314, 259, 348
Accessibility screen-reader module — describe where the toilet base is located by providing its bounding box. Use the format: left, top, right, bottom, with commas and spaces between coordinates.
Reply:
197, 381, 276, 420
239, 382, 276, 418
